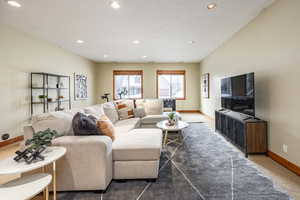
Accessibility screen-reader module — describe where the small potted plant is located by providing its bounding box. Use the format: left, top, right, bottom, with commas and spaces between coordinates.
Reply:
167, 112, 176, 126
38, 95, 47, 102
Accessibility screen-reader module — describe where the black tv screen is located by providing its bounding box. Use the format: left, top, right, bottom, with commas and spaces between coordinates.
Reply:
221, 73, 255, 116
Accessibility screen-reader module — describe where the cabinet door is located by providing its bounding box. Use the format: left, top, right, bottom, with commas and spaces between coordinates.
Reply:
227, 117, 235, 142
215, 111, 221, 131
235, 121, 245, 151
220, 114, 227, 136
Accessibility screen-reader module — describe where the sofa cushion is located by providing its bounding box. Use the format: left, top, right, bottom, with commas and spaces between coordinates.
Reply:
102, 102, 119, 124
114, 118, 141, 136
144, 99, 164, 115
133, 108, 146, 118
84, 104, 104, 118
31, 111, 74, 136
72, 112, 102, 136
140, 115, 168, 125
112, 129, 162, 161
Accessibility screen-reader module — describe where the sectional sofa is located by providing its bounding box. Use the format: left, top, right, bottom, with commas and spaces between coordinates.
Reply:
23, 99, 174, 191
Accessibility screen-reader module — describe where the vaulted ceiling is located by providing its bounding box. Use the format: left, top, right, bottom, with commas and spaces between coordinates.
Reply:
0, 0, 274, 63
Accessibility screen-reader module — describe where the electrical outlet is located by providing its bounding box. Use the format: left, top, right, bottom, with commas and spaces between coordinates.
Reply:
283, 144, 288, 153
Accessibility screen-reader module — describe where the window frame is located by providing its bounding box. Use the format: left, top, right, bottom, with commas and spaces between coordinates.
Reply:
156, 70, 186, 100
113, 70, 143, 100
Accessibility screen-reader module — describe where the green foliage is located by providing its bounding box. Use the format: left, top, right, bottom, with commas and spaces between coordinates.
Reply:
168, 112, 176, 120
38, 95, 47, 99
25, 129, 60, 150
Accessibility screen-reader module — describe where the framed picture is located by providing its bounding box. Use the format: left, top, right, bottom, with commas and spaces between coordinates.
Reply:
202, 73, 210, 98
74, 73, 88, 100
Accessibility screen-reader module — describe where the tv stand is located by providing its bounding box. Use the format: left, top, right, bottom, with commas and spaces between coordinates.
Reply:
215, 110, 267, 157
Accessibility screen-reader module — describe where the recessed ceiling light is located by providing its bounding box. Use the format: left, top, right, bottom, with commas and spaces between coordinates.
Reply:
188, 41, 196, 44
76, 40, 84, 44
132, 40, 140, 45
7, 0, 21, 7
142, 56, 148, 58
110, 1, 120, 9
207, 3, 217, 10
103, 54, 109, 58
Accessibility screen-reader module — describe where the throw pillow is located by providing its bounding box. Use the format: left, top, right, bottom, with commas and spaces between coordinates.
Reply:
97, 115, 116, 141
114, 100, 135, 120
102, 102, 119, 123
133, 107, 146, 118
72, 112, 102, 136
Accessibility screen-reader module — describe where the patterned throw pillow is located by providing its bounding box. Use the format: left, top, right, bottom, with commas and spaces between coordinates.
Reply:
114, 100, 135, 120
97, 115, 116, 141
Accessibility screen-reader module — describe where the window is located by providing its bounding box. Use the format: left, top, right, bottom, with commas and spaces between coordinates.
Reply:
113, 70, 143, 99
157, 70, 186, 100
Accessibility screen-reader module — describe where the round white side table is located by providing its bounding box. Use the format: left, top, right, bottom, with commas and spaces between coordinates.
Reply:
156, 120, 189, 147
0, 173, 52, 200
0, 146, 66, 200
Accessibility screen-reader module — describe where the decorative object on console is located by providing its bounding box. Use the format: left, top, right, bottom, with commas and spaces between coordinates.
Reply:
202, 73, 210, 98
14, 129, 59, 164
74, 73, 88, 100
101, 93, 111, 102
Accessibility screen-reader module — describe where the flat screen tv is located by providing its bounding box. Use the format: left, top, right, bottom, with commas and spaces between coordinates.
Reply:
221, 72, 255, 116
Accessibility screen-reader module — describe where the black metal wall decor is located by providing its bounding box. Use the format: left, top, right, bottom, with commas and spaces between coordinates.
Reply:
31, 72, 71, 115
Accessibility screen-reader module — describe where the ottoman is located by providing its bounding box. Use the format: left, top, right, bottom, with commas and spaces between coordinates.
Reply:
112, 129, 162, 180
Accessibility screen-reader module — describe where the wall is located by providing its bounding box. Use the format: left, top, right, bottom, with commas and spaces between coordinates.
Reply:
200, 0, 300, 166
96, 63, 200, 111
0, 25, 97, 140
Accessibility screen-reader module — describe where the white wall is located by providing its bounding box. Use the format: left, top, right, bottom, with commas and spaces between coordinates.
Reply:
0, 25, 97, 140
200, 0, 300, 166
96, 62, 200, 111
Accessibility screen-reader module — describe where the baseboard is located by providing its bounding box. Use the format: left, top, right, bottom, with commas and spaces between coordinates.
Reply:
177, 110, 201, 113
267, 150, 300, 176
0, 135, 24, 148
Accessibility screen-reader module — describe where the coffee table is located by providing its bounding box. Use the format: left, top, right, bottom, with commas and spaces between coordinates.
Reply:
0, 146, 66, 200
156, 120, 189, 147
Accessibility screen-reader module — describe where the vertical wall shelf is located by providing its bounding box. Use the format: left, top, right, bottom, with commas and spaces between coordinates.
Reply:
31, 72, 71, 115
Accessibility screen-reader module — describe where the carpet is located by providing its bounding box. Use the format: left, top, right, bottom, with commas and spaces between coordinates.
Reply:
58, 123, 292, 200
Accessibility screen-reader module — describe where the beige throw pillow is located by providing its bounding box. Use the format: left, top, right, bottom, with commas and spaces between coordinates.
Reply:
114, 100, 135, 120
97, 115, 116, 141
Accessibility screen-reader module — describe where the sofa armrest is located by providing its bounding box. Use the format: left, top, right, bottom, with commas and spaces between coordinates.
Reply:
52, 136, 113, 191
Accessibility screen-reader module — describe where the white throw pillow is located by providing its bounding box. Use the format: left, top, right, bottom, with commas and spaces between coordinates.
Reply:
31, 111, 74, 136
102, 102, 119, 124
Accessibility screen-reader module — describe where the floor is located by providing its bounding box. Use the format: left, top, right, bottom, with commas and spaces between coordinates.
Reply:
0, 113, 299, 200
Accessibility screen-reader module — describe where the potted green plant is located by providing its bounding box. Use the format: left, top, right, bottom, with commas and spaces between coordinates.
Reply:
38, 95, 47, 102
167, 112, 176, 126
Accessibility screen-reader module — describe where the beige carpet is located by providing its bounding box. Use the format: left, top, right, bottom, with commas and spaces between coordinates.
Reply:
180, 113, 208, 123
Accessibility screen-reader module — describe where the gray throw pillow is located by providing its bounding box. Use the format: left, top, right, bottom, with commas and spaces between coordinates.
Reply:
133, 108, 146, 118
72, 112, 102, 136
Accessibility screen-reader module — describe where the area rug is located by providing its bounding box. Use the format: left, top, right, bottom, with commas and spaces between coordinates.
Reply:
58, 123, 292, 200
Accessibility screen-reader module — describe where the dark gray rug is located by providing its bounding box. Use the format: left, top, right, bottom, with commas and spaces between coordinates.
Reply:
58, 123, 292, 200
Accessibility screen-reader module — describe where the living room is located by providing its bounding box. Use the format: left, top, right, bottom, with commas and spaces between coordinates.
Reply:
0, 0, 300, 200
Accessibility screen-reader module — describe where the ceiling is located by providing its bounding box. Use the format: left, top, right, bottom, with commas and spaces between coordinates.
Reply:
0, 0, 274, 63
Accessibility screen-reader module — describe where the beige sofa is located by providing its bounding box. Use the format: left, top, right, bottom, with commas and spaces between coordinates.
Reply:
23, 99, 174, 192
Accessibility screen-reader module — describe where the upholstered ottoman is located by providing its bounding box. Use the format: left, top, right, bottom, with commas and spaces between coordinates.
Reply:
112, 129, 162, 180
